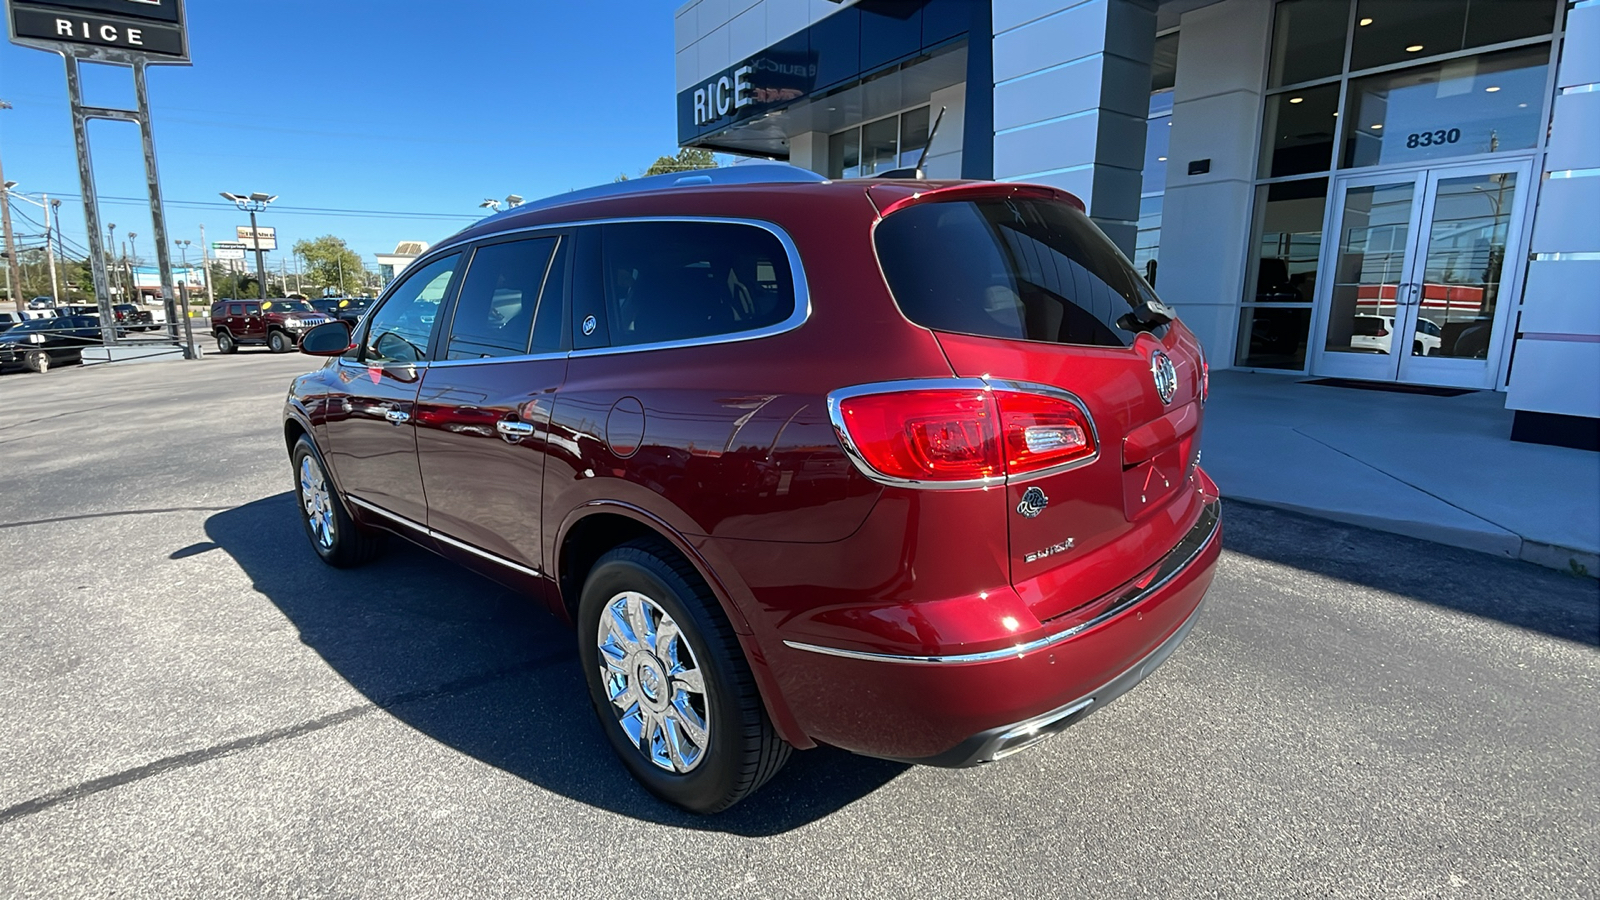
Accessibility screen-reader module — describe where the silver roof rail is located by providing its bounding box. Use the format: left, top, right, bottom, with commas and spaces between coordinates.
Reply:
498, 162, 830, 217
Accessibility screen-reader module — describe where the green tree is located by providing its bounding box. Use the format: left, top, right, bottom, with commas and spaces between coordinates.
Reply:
292, 234, 366, 296
624, 148, 719, 180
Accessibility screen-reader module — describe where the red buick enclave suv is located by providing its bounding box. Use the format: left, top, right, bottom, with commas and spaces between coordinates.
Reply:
284, 164, 1221, 813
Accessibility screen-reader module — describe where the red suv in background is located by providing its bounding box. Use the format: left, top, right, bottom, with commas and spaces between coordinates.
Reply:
213, 298, 335, 353
284, 165, 1220, 813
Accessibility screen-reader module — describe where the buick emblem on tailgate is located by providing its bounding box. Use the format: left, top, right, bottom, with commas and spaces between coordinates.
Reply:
1151, 350, 1177, 405
1017, 486, 1049, 519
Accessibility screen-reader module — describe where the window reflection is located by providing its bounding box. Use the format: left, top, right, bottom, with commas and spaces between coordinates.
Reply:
1236, 178, 1326, 369
1417, 172, 1516, 359
1269, 0, 1350, 88
1325, 181, 1415, 355
1260, 82, 1340, 177
1341, 44, 1549, 168
1349, 0, 1555, 72
827, 106, 933, 178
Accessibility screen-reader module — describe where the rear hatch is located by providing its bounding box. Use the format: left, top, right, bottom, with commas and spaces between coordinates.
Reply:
872, 184, 1206, 623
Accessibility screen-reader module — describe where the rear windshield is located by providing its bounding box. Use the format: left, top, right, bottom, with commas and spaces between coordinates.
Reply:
874, 197, 1165, 348
1352, 316, 1387, 335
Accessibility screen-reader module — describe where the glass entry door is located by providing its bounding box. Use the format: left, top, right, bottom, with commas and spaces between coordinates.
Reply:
1313, 159, 1531, 388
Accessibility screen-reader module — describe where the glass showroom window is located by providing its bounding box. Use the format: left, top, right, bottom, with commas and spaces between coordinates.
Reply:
1136, 91, 1174, 286
827, 106, 932, 179
1237, 0, 1556, 368
1136, 32, 1179, 287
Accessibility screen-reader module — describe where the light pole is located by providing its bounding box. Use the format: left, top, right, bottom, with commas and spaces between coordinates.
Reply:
220, 191, 275, 300
127, 231, 139, 302
107, 222, 119, 300
478, 194, 524, 214
0, 100, 22, 313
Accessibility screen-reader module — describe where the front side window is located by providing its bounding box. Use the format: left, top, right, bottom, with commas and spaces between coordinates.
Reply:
244, 303, 261, 315
875, 197, 1163, 349
445, 237, 558, 360
361, 254, 459, 364
598, 222, 796, 347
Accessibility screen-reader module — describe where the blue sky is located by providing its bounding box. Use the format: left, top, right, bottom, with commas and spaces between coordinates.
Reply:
0, 1, 686, 272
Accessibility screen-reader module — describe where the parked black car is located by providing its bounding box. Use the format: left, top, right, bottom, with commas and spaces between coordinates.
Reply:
0, 311, 20, 333
0, 315, 103, 374
310, 296, 374, 325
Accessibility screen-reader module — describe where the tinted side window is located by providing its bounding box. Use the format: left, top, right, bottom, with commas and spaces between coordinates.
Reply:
599, 221, 795, 347
532, 237, 568, 353
445, 237, 558, 360
227, 304, 244, 316
874, 198, 1163, 349
244, 303, 261, 315
361, 254, 459, 364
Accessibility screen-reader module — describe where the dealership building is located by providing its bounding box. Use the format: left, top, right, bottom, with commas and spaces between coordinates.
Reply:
674, 0, 1598, 447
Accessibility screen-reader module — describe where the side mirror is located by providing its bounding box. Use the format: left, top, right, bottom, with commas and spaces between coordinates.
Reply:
300, 320, 353, 356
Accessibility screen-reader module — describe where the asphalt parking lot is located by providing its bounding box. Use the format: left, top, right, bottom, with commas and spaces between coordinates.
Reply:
1, 351, 1596, 898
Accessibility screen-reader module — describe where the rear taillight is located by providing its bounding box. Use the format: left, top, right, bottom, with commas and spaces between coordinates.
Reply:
1376, 326, 1390, 336
833, 382, 1096, 485
996, 390, 1094, 475
836, 389, 1001, 482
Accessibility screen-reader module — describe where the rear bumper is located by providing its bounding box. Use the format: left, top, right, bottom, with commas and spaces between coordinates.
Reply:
766, 495, 1222, 763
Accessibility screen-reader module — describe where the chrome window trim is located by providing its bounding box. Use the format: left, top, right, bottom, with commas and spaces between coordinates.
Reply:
346, 496, 542, 579
825, 377, 1102, 491
426, 350, 567, 369
782, 499, 1220, 665
426, 216, 812, 359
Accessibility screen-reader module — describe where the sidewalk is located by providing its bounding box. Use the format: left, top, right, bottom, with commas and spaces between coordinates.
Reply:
1200, 370, 1600, 575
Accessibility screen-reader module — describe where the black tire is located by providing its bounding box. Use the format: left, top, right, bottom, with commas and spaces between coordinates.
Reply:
1413, 340, 1426, 357
268, 330, 292, 353
215, 330, 238, 354
290, 436, 383, 568
24, 350, 49, 374
577, 538, 790, 814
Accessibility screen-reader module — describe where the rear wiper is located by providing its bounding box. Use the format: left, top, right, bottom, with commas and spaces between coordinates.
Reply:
1117, 299, 1176, 334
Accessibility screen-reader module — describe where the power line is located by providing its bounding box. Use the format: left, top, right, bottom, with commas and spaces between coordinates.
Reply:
47, 193, 480, 222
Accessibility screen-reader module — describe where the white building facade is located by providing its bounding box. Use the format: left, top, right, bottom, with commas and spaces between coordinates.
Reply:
676, 0, 1598, 449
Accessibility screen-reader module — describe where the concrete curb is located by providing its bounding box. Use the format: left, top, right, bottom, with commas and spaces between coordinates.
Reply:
1224, 492, 1599, 579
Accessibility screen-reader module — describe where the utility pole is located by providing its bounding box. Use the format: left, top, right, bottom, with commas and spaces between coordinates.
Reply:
0, 100, 24, 313
52, 199, 65, 300
199, 224, 214, 306
42, 193, 60, 303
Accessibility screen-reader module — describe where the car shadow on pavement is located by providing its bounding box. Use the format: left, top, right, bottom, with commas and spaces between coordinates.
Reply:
1221, 501, 1599, 647
205, 492, 908, 835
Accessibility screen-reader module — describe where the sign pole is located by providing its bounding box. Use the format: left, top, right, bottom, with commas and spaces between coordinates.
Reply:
63, 55, 117, 345
133, 59, 187, 355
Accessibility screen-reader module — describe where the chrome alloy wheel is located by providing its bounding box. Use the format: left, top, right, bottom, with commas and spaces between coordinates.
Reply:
298, 455, 336, 551
596, 591, 711, 774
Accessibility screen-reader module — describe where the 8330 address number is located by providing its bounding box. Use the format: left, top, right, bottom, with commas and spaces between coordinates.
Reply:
1406, 128, 1461, 149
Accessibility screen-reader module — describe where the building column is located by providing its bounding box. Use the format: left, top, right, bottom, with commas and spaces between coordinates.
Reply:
990, 0, 1156, 254
1150, 0, 1273, 368
788, 132, 829, 176
1505, 1, 1600, 449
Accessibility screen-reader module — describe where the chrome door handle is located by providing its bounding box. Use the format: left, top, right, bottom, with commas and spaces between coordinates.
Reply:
384, 409, 411, 425
496, 420, 534, 438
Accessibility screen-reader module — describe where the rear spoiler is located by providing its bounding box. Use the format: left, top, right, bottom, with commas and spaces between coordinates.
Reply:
867, 182, 1087, 219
